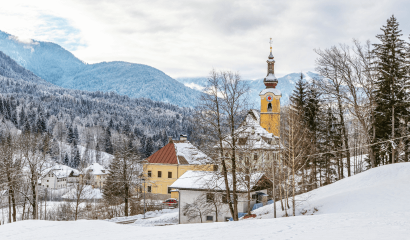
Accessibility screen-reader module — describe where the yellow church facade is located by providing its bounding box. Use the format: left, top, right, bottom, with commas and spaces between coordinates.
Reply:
260, 38, 281, 137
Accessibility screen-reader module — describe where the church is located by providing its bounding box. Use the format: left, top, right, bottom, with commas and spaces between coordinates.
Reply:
142, 40, 281, 199
221, 39, 282, 171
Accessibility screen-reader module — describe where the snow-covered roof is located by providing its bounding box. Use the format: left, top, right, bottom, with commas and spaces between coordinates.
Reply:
259, 88, 281, 96
42, 165, 80, 179
264, 73, 277, 82
170, 171, 267, 192
174, 142, 212, 165
221, 110, 280, 150
83, 163, 108, 175
147, 141, 212, 165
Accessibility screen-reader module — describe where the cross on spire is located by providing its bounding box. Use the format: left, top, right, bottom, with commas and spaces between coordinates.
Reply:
269, 38, 272, 52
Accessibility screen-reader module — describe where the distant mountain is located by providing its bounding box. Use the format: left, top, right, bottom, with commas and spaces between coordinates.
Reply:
177, 71, 321, 108
0, 50, 196, 163
0, 51, 53, 86
0, 30, 201, 107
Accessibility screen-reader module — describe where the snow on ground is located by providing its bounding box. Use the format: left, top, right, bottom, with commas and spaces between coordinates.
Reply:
2, 163, 410, 239
62, 186, 103, 200
1, 212, 409, 240
107, 208, 178, 226
253, 162, 410, 218
60, 142, 114, 167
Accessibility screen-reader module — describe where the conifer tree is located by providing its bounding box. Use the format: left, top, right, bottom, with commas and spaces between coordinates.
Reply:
67, 126, 75, 144
144, 137, 154, 158
373, 15, 410, 164
103, 139, 141, 216
105, 128, 113, 154
64, 153, 70, 166
72, 145, 81, 169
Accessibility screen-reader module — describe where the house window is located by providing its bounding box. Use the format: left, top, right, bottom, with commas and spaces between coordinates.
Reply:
254, 153, 258, 161
252, 194, 258, 200
147, 186, 152, 193
168, 172, 172, 178
206, 193, 214, 203
158, 171, 162, 178
206, 216, 213, 221
47, 185, 49, 188
47, 180, 49, 182
148, 171, 152, 177
168, 187, 172, 194
213, 165, 218, 171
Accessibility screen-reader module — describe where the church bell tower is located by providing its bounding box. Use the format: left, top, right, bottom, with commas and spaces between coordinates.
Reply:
259, 38, 281, 137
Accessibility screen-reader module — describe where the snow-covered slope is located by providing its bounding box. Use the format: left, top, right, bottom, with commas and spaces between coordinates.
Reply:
0, 30, 201, 107
2, 163, 410, 239
177, 72, 321, 108
253, 162, 410, 218
2, 212, 409, 240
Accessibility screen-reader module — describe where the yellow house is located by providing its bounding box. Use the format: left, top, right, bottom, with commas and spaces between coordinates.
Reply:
143, 136, 215, 199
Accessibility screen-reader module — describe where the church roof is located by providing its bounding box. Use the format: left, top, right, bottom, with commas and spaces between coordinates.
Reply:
220, 110, 280, 150
147, 141, 212, 165
259, 88, 281, 96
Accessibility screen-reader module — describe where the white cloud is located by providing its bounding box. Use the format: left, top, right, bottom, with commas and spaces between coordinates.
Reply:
8, 35, 38, 45
184, 83, 204, 91
0, 0, 409, 80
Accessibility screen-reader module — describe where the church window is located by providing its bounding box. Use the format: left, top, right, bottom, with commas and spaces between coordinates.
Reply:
267, 103, 272, 112
254, 153, 258, 161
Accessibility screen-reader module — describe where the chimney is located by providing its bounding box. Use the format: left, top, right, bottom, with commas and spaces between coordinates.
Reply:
179, 134, 187, 142
168, 136, 174, 143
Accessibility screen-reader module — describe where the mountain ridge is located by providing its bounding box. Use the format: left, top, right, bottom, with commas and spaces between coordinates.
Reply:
0, 30, 201, 107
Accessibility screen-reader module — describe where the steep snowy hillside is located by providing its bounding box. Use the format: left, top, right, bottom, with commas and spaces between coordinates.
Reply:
0, 51, 53, 86
0, 30, 201, 107
177, 72, 321, 108
253, 162, 410, 218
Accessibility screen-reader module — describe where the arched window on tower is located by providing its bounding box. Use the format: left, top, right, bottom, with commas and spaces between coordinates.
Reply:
267, 102, 272, 112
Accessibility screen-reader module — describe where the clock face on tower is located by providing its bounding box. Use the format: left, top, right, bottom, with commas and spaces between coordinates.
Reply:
266, 95, 273, 102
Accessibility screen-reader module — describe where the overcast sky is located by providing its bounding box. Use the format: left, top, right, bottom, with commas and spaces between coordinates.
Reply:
1, 0, 409, 79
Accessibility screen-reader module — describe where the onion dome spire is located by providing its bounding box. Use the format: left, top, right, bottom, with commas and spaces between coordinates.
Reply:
264, 38, 278, 88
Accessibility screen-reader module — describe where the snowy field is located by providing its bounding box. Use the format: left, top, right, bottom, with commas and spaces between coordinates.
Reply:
107, 208, 178, 226
1, 163, 410, 239
1, 212, 409, 240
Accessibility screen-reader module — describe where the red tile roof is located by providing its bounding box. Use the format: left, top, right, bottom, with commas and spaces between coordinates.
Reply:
147, 142, 178, 164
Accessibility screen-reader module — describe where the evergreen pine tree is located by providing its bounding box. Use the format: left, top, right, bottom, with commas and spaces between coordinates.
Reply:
373, 15, 410, 164
103, 139, 141, 216
105, 128, 113, 154
63, 153, 70, 166
72, 145, 81, 169
67, 126, 75, 144
74, 127, 79, 144
19, 108, 26, 128
144, 137, 154, 158
95, 142, 102, 164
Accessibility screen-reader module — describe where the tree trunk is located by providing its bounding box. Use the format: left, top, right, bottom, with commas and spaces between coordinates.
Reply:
391, 104, 395, 164
31, 178, 37, 219
337, 94, 351, 176
272, 152, 276, 218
